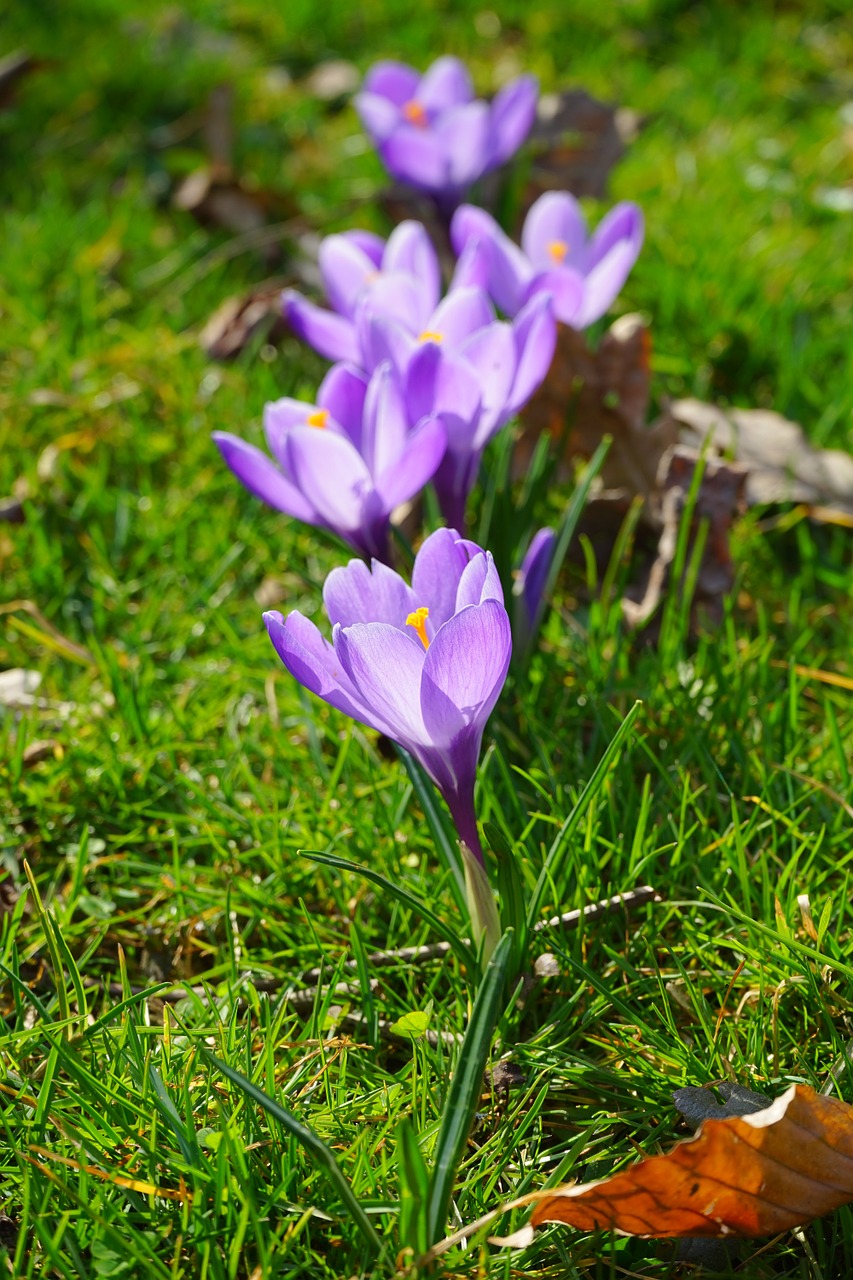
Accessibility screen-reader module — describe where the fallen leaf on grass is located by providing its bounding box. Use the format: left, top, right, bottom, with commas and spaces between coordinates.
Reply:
496, 1083, 853, 1243
198, 279, 288, 359
525, 89, 642, 203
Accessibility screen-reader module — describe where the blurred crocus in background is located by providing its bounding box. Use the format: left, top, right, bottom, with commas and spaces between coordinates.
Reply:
451, 192, 645, 327
264, 528, 511, 949
512, 525, 556, 654
354, 56, 538, 213
213, 362, 445, 563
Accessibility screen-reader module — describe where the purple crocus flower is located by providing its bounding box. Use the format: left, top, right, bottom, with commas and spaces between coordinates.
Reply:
513, 526, 556, 653
264, 528, 511, 867
355, 56, 538, 212
213, 362, 445, 564
283, 220, 443, 366
450, 192, 645, 328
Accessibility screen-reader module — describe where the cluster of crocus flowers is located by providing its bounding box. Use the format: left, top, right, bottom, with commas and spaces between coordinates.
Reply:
354, 56, 538, 212
264, 529, 511, 871
451, 192, 645, 328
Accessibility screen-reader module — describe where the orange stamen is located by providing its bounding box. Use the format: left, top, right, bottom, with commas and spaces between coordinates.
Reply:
406, 606, 430, 649
402, 100, 428, 127
306, 409, 329, 428
418, 330, 443, 344
547, 239, 568, 265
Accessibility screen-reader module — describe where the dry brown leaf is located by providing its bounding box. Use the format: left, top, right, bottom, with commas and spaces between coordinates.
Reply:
198, 280, 287, 360
508, 1083, 853, 1241
525, 89, 642, 203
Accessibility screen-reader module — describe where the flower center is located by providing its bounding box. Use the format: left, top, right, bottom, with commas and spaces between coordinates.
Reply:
547, 239, 568, 264
405, 606, 430, 649
418, 330, 443, 343
306, 409, 329, 428
402, 100, 428, 127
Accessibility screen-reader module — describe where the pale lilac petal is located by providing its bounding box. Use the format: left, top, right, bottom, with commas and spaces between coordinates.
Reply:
362, 61, 420, 106
360, 272, 425, 334
449, 237, 490, 292
522, 266, 585, 325
357, 307, 419, 377
522, 192, 588, 273
213, 432, 318, 523
405, 342, 481, 430
507, 293, 556, 416
411, 528, 476, 629
422, 599, 511, 736
380, 127, 447, 191
587, 201, 644, 271
334, 623, 428, 746
435, 102, 491, 188
342, 229, 385, 267
323, 560, 416, 630
284, 426, 373, 535
577, 204, 645, 327
376, 414, 446, 510
319, 236, 378, 319
487, 75, 538, 169
354, 91, 400, 142
383, 221, 441, 315
429, 286, 495, 345
361, 361, 408, 477
264, 611, 375, 726
451, 205, 530, 314
459, 322, 516, 443
417, 57, 474, 112
316, 363, 369, 450
263, 398, 321, 464
283, 290, 361, 363
516, 526, 555, 638
455, 551, 504, 610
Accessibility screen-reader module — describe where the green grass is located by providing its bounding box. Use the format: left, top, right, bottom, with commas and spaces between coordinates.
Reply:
2, 0, 853, 1275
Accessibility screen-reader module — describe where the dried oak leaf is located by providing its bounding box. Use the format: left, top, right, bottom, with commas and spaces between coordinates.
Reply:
505, 1083, 853, 1242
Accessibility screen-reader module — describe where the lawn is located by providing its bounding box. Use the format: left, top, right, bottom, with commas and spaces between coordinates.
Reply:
2, 1, 852, 1276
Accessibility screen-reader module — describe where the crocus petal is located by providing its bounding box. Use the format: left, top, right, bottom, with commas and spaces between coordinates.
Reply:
361, 361, 409, 478
417, 56, 474, 112
449, 237, 490, 292
411, 528, 476, 630
455, 550, 504, 611
263, 398, 324, 464
334, 622, 428, 747
213, 432, 318, 523
429, 286, 495, 345
586, 201, 645, 271
451, 205, 530, 315
376, 414, 446, 510
342, 229, 385, 267
319, 236, 379, 319
283, 290, 361, 363
380, 126, 447, 191
515, 525, 555, 639
487, 74, 538, 169
435, 101, 491, 188
577, 203, 645, 327
522, 191, 588, 273
383, 221, 441, 316
284, 426, 375, 535
522, 266, 585, 325
360, 271, 426, 335
362, 60, 420, 106
422, 599, 511, 737
354, 91, 400, 142
507, 293, 556, 416
405, 342, 482, 432
459, 322, 516, 443
264, 610, 370, 725
316, 363, 369, 451
323, 559, 416, 630
357, 306, 419, 378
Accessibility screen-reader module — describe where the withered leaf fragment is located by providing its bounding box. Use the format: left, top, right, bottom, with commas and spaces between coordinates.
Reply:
524, 1084, 853, 1239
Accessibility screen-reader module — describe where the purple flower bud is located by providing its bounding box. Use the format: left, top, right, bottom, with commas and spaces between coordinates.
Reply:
264, 528, 512, 865
513, 526, 556, 652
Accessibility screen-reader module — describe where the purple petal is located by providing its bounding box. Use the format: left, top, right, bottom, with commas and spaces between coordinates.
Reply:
449, 237, 490, 292
283, 290, 361, 363
284, 425, 375, 535
361, 271, 426, 334
455, 551, 504, 610
265, 610, 371, 725
487, 74, 538, 169
421, 599, 511, 740
263, 398, 322, 464
362, 60, 420, 106
522, 192, 588, 272
357, 306, 419, 378
450, 205, 530, 315
434, 102, 491, 188
411, 528, 478, 630
213, 432, 318, 523
380, 126, 447, 191
429, 286, 495, 345
405, 342, 482, 430
417, 56, 474, 112
383, 221, 441, 315
334, 622, 428, 746
376, 414, 446, 510
361, 361, 409, 477
342, 229, 385, 268
354, 91, 400, 142
578, 202, 645, 327
458, 322, 516, 443
323, 559, 416, 630
516, 526, 556, 640
507, 293, 556, 416
316, 363, 369, 451
522, 266, 585, 326
319, 235, 378, 319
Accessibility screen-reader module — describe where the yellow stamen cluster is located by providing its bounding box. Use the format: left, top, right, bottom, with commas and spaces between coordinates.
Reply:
418, 330, 443, 344
547, 239, 568, 265
307, 409, 329, 428
406, 606, 430, 649
403, 100, 428, 127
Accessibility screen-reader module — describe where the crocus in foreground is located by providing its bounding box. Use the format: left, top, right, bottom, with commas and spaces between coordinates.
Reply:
213, 362, 445, 564
451, 192, 645, 328
264, 528, 511, 869
354, 56, 538, 212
